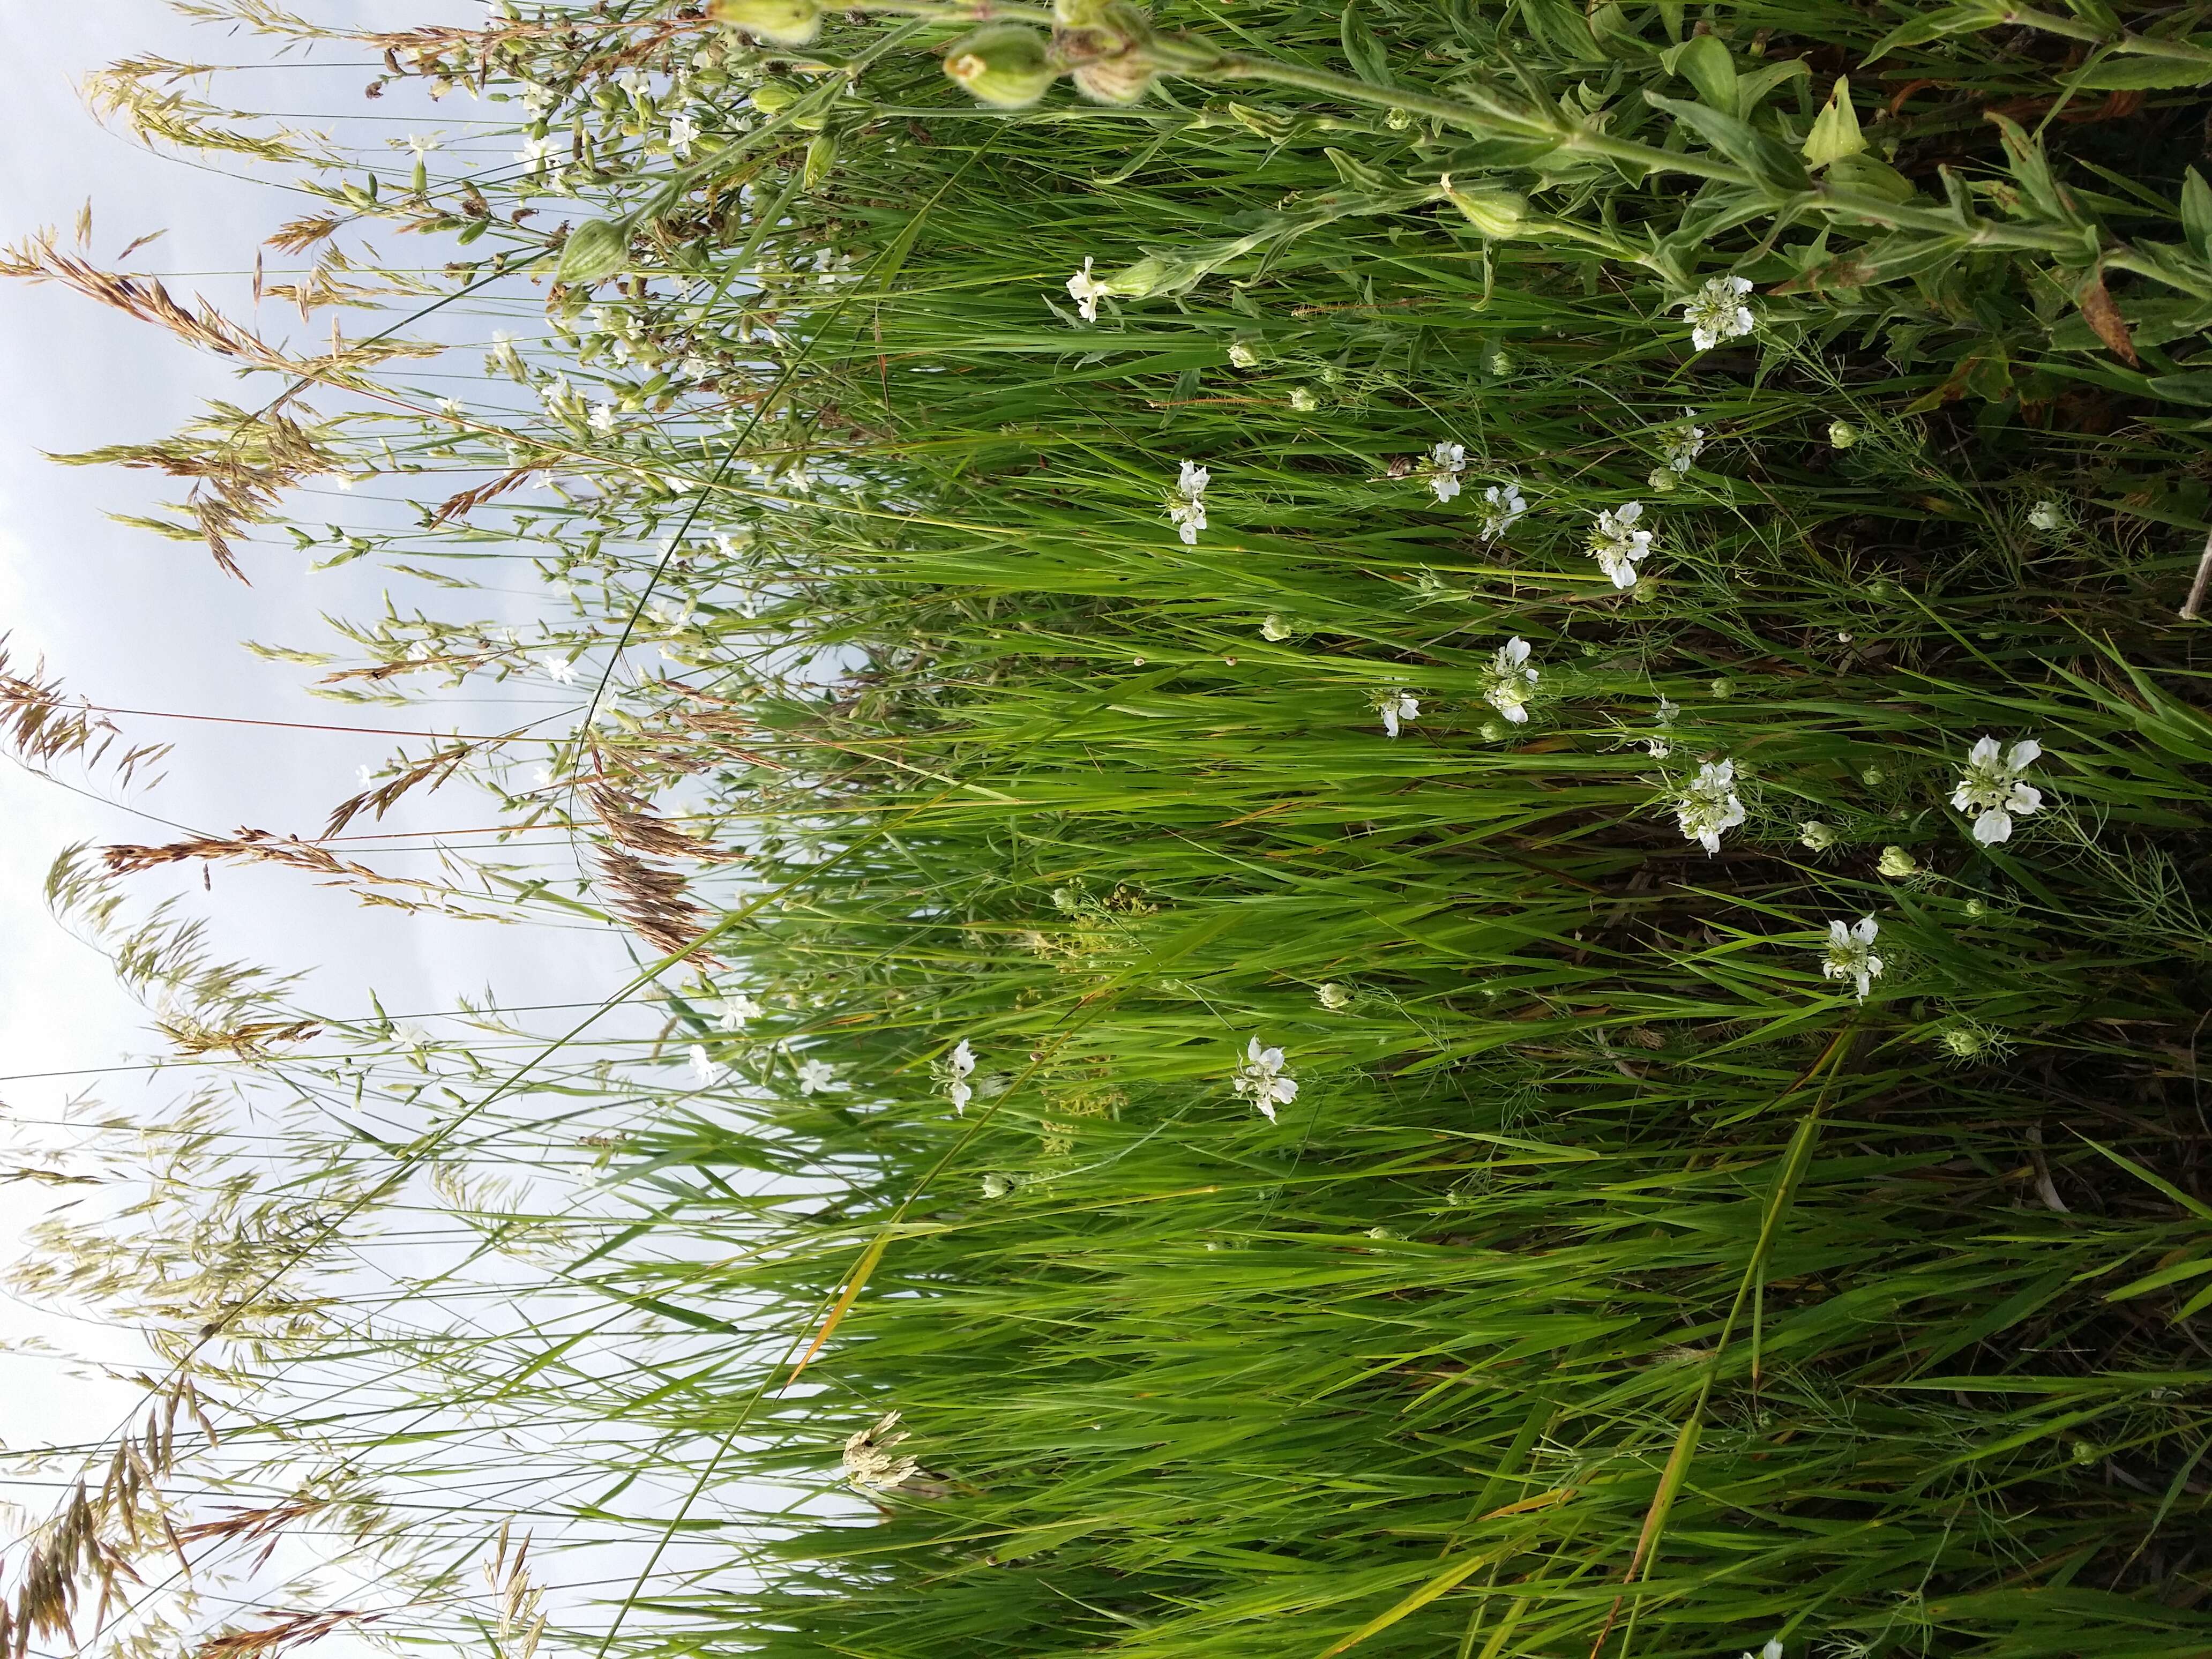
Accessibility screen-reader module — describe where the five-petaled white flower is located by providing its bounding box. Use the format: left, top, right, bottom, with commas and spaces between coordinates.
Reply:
1066, 257, 1104, 323
687, 1044, 728, 1087
1167, 461, 1209, 544
1676, 759, 1745, 855
1820, 916, 1884, 1001
536, 652, 578, 686
588, 400, 617, 434
1377, 689, 1419, 738
1426, 440, 1466, 503
1952, 736, 2043, 843
718, 992, 764, 1031
517, 134, 557, 174
1589, 502, 1653, 589
668, 112, 698, 156
1232, 1037, 1298, 1121
941, 1038, 977, 1113
1682, 274, 1756, 350
1481, 637, 1540, 725
842, 1412, 919, 1491
796, 1057, 843, 1095
1479, 479, 1527, 541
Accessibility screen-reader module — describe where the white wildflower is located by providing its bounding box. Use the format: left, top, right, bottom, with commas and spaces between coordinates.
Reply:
1066, 257, 1104, 323
1655, 696, 1681, 727
1167, 460, 1209, 544
687, 1044, 728, 1086
796, 1057, 843, 1095
1288, 385, 1319, 412
1951, 736, 2044, 843
1479, 479, 1527, 541
667, 111, 698, 156
1260, 614, 1294, 642
841, 1412, 920, 1491
1231, 1037, 1298, 1122
718, 992, 764, 1031
1820, 916, 1883, 1001
1676, 759, 1745, 855
517, 133, 557, 175
536, 652, 577, 686
1589, 502, 1653, 589
1646, 736, 1671, 758
405, 132, 439, 158
1651, 413, 1706, 487
1376, 689, 1419, 738
616, 68, 651, 98
1480, 636, 1539, 725
940, 1038, 977, 1113
1426, 440, 1466, 503
1681, 274, 1756, 350
1740, 1642, 1784, 1659
588, 400, 617, 434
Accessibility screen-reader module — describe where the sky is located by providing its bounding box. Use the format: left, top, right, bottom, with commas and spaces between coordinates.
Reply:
0, 0, 640, 1486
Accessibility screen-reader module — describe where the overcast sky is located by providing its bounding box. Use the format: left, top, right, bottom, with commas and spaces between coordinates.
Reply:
0, 0, 645, 1466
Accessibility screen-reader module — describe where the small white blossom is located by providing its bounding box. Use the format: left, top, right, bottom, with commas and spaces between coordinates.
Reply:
1231, 1037, 1298, 1122
536, 652, 578, 686
1820, 916, 1883, 1000
589, 400, 617, 434
687, 1044, 729, 1087
1676, 759, 1745, 855
940, 1038, 977, 1113
1951, 736, 2044, 843
517, 133, 557, 174
667, 111, 698, 156
1589, 502, 1653, 589
842, 1412, 920, 1491
1066, 257, 1104, 323
1655, 696, 1681, 727
1167, 460, 1209, 544
1739, 1643, 1784, 1659
796, 1057, 843, 1095
718, 992, 764, 1031
1650, 413, 1706, 487
1426, 440, 1466, 503
1480, 637, 1539, 725
405, 132, 439, 158
1376, 689, 1419, 739
616, 68, 651, 98
1479, 479, 1527, 542
1682, 274, 1755, 350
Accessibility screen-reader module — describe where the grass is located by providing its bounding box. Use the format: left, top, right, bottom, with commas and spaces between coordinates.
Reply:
6, 1, 2212, 1656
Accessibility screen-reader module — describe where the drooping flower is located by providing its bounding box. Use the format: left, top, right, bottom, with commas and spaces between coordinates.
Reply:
1426, 440, 1467, 503
1288, 385, 1319, 412
1481, 636, 1540, 725
1066, 257, 1104, 323
1876, 845, 1921, 877
1820, 916, 1884, 1000
2027, 499, 2064, 532
1682, 274, 1756, 350
1828, 419, 1860, 449
1479, 479, 1528, 541
1676, 759, 1745, 855
1228, 339, 1260, 369
1260, 614, 1294, 642
796, 1057, 844, 1095
1376, 689, 1420, 738
718, 992, 764, 1031
842, 1412, 920, 1491
1655, 696, 1681, 727
1589, 502, 1653, 589
687, 1044, 729, 1086
1799, 820, 1837, 852
1232, 1037, 1298, 1122
940, 1038, 977, 1113
1316, 982, 1351, 1011
1167, 460, 1209, 544
1650, 413, 1706, 488
1951, 736, 2044, 844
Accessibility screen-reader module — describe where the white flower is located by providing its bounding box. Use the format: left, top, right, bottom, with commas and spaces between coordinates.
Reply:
588, 400, 617, 434
667, 112, 698, 156
940, 1038, 977, 1113
616, 68, 651, 98
1655, 696, 1681, 727
1316, 982, 1351, 1010
795, 1057, 843, 1095
1589, 502, 1653, 588
1479, 480, 1527, 541
1376, 689, 1419, 738
1066, 257, 1104, 323
405, 132, 439, 158
1676, 759, 1745, 855
536, 652, 577, 686
1745, 1639, 1783, 1659
718, 992, 764, 1031
687, 1044, 728, 1086
2027, 499, 2062, 532
1231, 1036, 1298, 1122
1682, 274, 1756, 350
1167, 460, 1209, 544
1820, 916, 1884, 1001
842, 1412, 920, 1491
1480, 636, 1539, 725
517, 133, 557, 174
1951, 736, 2044, 843
1657, 413, 1706, 477
1426, 440, 1466, 503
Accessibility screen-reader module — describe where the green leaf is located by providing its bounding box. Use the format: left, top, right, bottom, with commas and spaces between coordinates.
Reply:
1802, 75, 1866, 167
558, 218, 631, 286
2183, 167, 2212, 261
1643, 91, 1809, 193
2147, 370, 2212, 406
1663, 33, 1739, 116
1826, 151, 1917, 203
1339, 0, 1393, 88
2066, 53, 2212, 90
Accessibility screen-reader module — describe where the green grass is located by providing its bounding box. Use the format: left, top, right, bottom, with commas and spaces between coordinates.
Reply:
10, 1, 2212, 1656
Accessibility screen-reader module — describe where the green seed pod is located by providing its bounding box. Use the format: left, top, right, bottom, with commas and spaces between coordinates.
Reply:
709, 0, 824, 45
943, 25, 1058, 109
804, 132, 838, 190
558, 219, 630, 287
1439, 175, 1527, 240
1071, 54, 1155, 104
750, 80, 799, 115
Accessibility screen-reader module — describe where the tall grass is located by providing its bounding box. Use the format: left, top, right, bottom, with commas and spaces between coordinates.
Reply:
7, 1, 2212, 1656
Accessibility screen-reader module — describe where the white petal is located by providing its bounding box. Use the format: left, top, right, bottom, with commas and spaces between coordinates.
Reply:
1853, 916, 1879, 944
2008, 782, 2042, 814
1828, 920, 1850, 946
1973, 809, 2012, 845
2008, 739, 2041, 769
1968, 736, 2000, 766
1256, 1098, 1277, 1123
1272, 1077, 1298, 1104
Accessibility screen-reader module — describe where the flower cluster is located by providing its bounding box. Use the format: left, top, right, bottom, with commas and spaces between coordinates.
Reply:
1676, 759, 1746, 855
1820, 916, 1883, 1000
1649, 412, 1706, 489
1951, 737, 2043, 843
842, 1411, 920, 1491
1479, 637, 1539, 725
1589, 502, 1653, 589
1376, 689, 1420, 738
1682, 274, 1756, 350
938, 1037, 977, 1113
1232, 1037, 1298, 1121
1168, 461, 1209, 544
1425, 440, 1466, 503
1479, 479, 1528, 542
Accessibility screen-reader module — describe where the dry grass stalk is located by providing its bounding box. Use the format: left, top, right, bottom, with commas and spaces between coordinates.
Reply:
101, 829, 394, 887
595, 847, 718, 962
157, 1017, 322, 1058
0, 641, 170, 786
431, 465, 537, 524
195, 1608, 383, 1659
587, 783, 738, 863
323, 742, 473, 838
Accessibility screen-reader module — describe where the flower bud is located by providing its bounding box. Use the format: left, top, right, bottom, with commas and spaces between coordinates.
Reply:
710, 0, 824, 46
1071, 54, 1157, 104
750, 80, 800, 114
944, 25, 1058, 108
1799, 820, 1837, 852
1440, 175, 1528, 240
1828, 419, 1859, 449
557, 218, 630, 287
1876, 845, 1920, 877
803, 132, 838, 189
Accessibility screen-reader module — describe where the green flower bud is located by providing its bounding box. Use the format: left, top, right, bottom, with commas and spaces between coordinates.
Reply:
803, 132, 838, 189
1799, 820, 1837, 852
1071, 54, 1157, 104
944, 25, 1058, 108
1828, 418, 1859, 449
557, 218, 630, 287
750, 80, 800, 114
710, 0, 824, 46
1440, 175, 1528, 240
1876, 845, 1920, 877
1288, 385, 1318, 412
